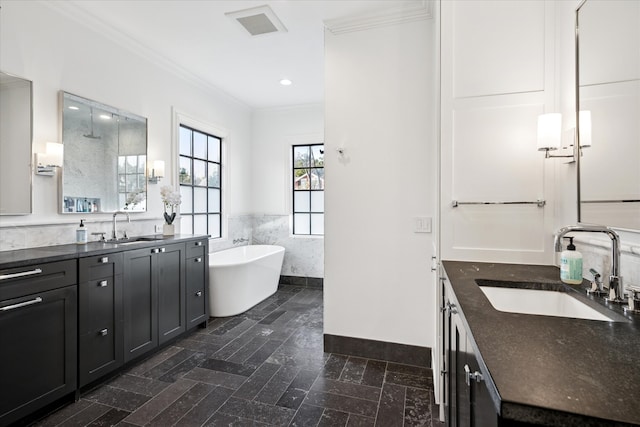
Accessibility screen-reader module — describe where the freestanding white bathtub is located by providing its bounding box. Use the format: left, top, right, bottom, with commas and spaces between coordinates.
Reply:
209, 245, 285, 317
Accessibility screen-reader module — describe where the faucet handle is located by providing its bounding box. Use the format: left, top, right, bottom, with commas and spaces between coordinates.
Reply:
623, 285, 640, 314
586, 268, 606, 296
91, 232, 106, 242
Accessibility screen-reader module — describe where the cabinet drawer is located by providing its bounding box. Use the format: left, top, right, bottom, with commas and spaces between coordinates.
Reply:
80, 253, 123, 281
186, 240, 206, 258
0, 259, 77, 300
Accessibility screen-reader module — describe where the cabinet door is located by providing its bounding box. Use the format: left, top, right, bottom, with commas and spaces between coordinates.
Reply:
186, 254, 207, 328
79, 254, 124, 387
123, 247, 158, 363
0, 285, 77, 426
157, 243, 186, 345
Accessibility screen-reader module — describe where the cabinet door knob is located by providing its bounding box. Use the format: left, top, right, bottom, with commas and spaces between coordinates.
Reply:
195, 241, 203, 246
151, 248, 159, 254
99, 328, 108, 336
160, 247, 166, 253
195, 257, 202, 263
195, 291, 202, 297
100, 257, 109, 264
98, 280, 108, 287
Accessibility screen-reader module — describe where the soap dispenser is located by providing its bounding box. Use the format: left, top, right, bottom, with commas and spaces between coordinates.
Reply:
560, 236, 583, 284
76, 219, 88, 244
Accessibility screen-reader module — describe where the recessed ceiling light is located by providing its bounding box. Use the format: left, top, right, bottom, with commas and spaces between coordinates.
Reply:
280, 79, 292, 86
68, 106, 79, 110
99, 114, 111, 120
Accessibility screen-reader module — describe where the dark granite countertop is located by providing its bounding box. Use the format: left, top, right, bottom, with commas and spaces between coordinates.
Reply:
442, 260, 640, 427
0, 234, 209, 270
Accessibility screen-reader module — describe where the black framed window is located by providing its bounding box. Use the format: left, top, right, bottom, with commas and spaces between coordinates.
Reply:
179, 125, 221, 238
292, 144, 324, 235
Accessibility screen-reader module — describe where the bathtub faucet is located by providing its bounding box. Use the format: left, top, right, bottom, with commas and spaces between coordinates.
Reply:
233, 237, 249, 245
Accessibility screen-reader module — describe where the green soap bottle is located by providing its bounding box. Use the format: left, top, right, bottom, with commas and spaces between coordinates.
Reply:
560, 237, 582, 284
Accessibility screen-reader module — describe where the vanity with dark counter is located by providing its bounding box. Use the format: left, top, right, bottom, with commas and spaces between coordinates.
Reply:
0, 235, 209, 427
441, 260, 640, 427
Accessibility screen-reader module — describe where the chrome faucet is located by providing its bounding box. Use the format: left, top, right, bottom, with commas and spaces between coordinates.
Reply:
111, 211, 130, 240
554, 225, 623, 303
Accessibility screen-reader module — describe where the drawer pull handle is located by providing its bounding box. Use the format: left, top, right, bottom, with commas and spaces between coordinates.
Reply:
98, 280, 108, 287
0, 268, 43, 281
151, 248, 159, 254
160, 247, 166, 253
100, 257, 109, 264
1, 297, 43, 311
195, 257, 202, 263
99, 328, 108, 336
195, 291, 202, 297
195, 241, 203, 246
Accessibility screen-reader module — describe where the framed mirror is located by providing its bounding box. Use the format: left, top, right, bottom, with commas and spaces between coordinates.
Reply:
577, 0, 640, 230
0, 71, 33, 215
61, 92, 147, 213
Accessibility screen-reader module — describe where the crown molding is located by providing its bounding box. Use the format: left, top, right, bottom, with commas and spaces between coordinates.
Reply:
324, 0, 433, 35
38, 0, 250, 110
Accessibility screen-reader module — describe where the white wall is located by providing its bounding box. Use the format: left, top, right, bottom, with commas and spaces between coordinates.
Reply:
0, 1, 252, 249
250, 105, 325, 278
324, 18, 437, 347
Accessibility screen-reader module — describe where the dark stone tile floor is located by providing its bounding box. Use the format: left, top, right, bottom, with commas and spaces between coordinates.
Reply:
34, 285, 443, 426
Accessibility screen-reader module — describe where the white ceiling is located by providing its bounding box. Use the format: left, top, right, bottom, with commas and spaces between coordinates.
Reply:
59, 0, 416, 109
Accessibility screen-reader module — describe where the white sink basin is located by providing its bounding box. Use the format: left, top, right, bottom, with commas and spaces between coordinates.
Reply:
479, 286, 615, 322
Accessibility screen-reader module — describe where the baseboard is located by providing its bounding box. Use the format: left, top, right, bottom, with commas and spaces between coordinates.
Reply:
279, 275, 323, 288
323, 334, 431, 368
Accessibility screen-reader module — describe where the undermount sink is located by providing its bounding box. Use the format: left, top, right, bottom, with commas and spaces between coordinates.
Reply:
104, 236, 165, 245
476, 280, 616, 322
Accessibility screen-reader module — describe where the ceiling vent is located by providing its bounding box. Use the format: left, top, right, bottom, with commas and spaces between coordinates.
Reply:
226, 5, 287, 36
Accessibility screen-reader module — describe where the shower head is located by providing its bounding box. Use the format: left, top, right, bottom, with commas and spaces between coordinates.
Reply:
84, 107, 101, 139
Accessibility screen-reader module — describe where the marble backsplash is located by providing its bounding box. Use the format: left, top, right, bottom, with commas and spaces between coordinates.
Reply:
575, 237, 640, 289
0, 213, 324, 279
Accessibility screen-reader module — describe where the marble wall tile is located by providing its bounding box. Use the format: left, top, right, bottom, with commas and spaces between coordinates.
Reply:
577, 241, 640, 288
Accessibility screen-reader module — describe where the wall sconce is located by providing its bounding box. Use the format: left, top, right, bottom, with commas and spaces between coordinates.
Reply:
148, 160, 165, 184
537, 113, 576, 162
35, 142, 64, 176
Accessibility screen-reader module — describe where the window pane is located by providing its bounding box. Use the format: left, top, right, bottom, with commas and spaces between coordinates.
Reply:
138, 155, 146, 174
193, 160, 206, 186
208, 162, 220, 188
294, 213, 310, 235
118, 175, 126, 192
179, 156, 191, 184
293, 146, 310, 168
208, 188, 220, 213
310, 168, 324, 190
137, 174, 146, 192
194, 131, 206, 159
126, 156, 137, 173
118, 193, 126, 209
311, 214, 324, 235
194, 187, 207, 213
311, 191, 324, 212
208, 136, 220, 162
126, 175, 137, 192
294, 191, 310, 213
180, 186, 193, 214
209, 214, 221, 238
118, 156, 126, 173
194, 215, 207, 235
180, 215, 193, 234
294, 169, 310, 190
311, 145, 324, 167
179, 126, 191, 156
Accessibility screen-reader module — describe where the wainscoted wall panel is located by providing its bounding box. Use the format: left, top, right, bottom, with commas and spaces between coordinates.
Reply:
252, 214, 323, 279
451, 0, 546, 98
440, 0, 557, 265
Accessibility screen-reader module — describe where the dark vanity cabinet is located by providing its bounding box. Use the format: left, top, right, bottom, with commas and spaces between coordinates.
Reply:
443, 276, 497, 427
123, 243, 186, 363
185, 239, 208, 328
0, 260, 78, 427
78, 253, 124, 387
